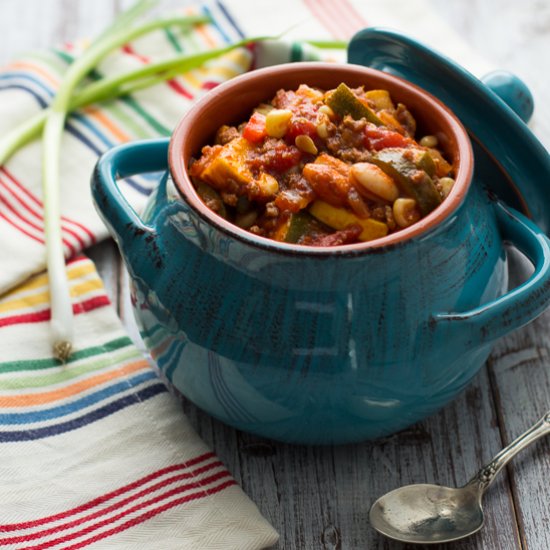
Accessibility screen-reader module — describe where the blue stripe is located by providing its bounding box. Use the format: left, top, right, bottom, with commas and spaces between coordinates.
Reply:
0, 72, 54, 92
71, 113, 115, 148
0, 79, 150, 195
202, 5, 231, 44
215, 0, 246, 39
0, 371, 157, 425
0, 83, 49, 108
0, 383, 167, 442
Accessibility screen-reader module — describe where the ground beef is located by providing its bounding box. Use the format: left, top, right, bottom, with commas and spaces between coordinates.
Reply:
215, 125, 240, 145
325, 116, 373, 163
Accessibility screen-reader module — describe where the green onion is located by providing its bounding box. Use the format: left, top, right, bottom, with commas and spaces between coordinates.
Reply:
41, 3, 209, 361
0, 36, 269, 165
304, 40, 347, 49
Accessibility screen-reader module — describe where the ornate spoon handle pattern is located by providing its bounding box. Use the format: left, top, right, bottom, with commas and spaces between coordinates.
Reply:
467, 411, 550, 492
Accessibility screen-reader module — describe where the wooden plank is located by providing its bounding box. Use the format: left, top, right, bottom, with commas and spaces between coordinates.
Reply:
486, 248, 550, 550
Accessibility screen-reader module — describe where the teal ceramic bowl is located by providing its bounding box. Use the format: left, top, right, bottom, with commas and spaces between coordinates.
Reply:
91, 57, 550, 444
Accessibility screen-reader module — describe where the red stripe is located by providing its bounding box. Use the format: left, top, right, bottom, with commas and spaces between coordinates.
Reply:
62, 218, 96, 246
0, 295, 110, 328
319, 0, 359, 39
0, 210, 44, 245
121, 44, 149, 64
0, 187, 46, 240
201, 81, 220, 90
166, 79, 194, 99
19, 473, 234, 550
1, 167, 43, 207
0, 453, 215, 532
121, 44, 194, 99
42, 481, 237, 550
302, 0, 343, 39
339, 0, 368, 32
0, 461, 225, 544
0, 181, 77, 255
0, 167, 95, 247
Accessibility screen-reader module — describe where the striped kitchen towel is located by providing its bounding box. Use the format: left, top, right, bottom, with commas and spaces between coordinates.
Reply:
0, 256, 278, 549
0, 1, 499, 548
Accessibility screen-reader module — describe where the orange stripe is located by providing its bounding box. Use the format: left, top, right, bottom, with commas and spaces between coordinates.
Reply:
0, 360, 149, 407
184, 7, 218, 48
150, 337, 172, 360
7, 61, 60, 88
82, 106, 132, 142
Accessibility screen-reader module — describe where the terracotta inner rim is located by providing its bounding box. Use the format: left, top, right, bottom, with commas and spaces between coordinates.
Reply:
168, 62, 473, 255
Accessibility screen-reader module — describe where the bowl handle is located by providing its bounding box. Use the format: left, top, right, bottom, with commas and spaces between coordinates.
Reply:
433, 200, 550, 346
91, 138, 169, 249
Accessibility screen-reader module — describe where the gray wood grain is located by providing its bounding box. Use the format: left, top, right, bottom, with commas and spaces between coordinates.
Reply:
3, 1, 550, 549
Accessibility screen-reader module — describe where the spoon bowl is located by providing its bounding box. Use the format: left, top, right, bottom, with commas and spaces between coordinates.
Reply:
370, 484, 483, 544
369, 411, 550, 544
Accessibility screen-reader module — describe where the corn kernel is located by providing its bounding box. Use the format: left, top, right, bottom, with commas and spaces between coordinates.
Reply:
295, 135, 318, 155
265, 109, 293, 138
393, 198, 421, 228
419, 135, 438, 148
351, 163, 399, 202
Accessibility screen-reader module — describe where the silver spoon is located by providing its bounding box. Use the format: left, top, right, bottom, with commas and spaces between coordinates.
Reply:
369, 410, 550, 544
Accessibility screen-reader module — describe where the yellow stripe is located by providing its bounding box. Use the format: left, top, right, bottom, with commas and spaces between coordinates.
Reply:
183, 52, 250, 90
0, 279, 103, 314
8, 261, 95, 296
0, 260, 96, 300
220, 49, 252, 73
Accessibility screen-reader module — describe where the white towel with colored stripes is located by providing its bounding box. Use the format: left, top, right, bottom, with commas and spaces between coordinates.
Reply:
0, 1, 503, 548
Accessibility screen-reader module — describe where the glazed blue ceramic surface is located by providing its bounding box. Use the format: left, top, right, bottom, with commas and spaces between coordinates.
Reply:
91, 36, 550, 444
92, 34, 550, 444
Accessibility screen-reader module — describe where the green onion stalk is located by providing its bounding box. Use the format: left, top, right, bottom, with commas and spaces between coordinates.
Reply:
41, 3, 209, 361
0, 36, 269, 165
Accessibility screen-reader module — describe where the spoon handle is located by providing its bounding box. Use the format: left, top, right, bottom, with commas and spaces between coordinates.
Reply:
466, 410, 550, 493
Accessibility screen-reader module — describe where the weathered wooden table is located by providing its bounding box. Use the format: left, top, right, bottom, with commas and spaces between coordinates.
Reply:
2, 1, 549, 548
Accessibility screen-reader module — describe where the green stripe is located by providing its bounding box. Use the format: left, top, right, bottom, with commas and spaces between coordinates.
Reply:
0, 336, 133, 374
103, 100, 152, 139
53, 47, 171, 137
54, 49, 74, 65
290, 42, 303, 63
140, 328, 168, 350
164, 28, 184, 53
0, 346, 141, 390
121, 96, 171, 135
0, 346, 142, 390
26, 51, 69, 76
